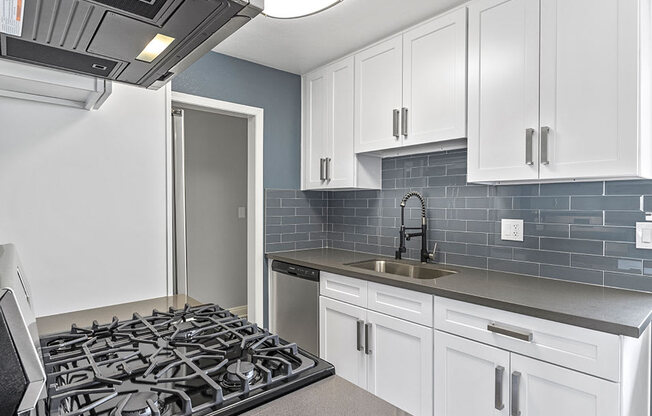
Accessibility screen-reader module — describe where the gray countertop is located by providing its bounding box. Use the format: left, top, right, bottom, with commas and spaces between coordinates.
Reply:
241, 375, 406, 416
267, 248, 652, 338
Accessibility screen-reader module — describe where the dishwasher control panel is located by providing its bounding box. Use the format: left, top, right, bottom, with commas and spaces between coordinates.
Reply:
271, 261, 320, 281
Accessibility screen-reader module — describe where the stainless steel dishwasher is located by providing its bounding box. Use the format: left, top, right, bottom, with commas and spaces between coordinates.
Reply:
269, 260, 320, 356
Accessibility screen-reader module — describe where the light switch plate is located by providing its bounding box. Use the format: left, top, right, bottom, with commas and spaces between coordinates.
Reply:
238, 207, 246, 219
636, 222, 652, 249
501, 219, 524, 242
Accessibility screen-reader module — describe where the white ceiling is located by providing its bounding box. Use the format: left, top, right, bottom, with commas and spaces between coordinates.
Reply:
214, 0, 467, 74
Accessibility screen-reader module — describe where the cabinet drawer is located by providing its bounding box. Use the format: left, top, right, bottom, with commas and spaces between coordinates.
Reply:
434, 297, 621, 381
367, 282, 433, 327
320, 272, 367, 307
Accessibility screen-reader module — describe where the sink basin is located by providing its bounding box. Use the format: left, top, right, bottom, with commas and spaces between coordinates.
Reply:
346, 259, 457, 280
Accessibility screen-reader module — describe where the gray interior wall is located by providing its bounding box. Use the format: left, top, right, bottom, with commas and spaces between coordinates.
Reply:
183, 109, 247, 308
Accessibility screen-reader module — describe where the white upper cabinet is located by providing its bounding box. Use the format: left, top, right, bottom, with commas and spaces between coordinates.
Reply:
403, 8, 468, 147
538, 0, 639, 180
303, 69, 329, 189
354, 10, 468, 154
354, 36, 404, 153
467, 0, 540, 182
302, 57, 382, 190
468, 0, 652, 183
327, 58, 357, 188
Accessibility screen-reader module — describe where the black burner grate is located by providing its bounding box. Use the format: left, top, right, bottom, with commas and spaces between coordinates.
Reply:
40, 303, 329, 416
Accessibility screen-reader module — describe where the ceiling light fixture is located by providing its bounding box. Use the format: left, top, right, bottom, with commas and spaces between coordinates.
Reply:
262, 0, 343, 19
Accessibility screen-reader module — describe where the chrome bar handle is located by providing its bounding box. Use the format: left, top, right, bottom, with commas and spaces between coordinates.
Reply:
401, 107, 408, 137
325, 157, 331, 181
540, 126, 551, 165
487, 322, 533, 342
393, 109, 400, 139
364, 323, 372, 355
319, 158, 325, 181
511, 371, 521, 416
525, 128, 535, 165
356, 320, 364, 351
495, 365, 505, 410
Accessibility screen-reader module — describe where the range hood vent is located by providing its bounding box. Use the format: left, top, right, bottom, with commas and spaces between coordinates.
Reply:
0, 0, 262, 90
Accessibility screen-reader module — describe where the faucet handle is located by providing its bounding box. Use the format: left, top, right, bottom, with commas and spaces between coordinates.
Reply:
429, 243, 438, 261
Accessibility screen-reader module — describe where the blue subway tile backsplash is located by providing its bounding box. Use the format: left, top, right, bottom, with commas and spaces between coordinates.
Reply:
266, 149, 652, 292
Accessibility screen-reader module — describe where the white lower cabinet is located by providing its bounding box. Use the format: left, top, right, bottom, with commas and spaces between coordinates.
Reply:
319, 296, 367, 389
319, 275, 433, 416
434, 330, 620, 416
512, 354, 619, 416
434, 296, 650, 416
319, 274, 650, 416
434, 330, 510, 416
367, 310, 433, 416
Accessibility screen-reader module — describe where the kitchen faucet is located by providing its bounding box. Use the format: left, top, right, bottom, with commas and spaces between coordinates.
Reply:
395, 191, 436, 263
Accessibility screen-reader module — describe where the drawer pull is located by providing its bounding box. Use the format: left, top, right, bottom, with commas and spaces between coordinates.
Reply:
487, 322, 533, 342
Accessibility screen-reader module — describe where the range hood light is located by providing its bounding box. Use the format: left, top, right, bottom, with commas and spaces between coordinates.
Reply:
263, 0, 343, 19
136, 34, 175, 63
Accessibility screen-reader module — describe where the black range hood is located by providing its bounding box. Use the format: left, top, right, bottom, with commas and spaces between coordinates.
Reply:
0, 0, 262, 89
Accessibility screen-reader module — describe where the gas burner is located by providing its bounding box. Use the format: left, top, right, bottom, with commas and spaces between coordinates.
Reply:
40, 303, 333, 416
226, 361, 255, 383
113, 392, 165, 416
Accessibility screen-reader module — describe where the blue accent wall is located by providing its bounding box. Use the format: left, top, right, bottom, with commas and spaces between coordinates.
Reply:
172, 52, 301, 190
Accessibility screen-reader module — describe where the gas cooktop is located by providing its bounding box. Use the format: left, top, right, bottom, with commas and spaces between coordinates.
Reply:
37, 303, 334, 416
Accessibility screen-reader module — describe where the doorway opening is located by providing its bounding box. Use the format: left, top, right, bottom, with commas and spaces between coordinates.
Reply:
166, 88, 264, 326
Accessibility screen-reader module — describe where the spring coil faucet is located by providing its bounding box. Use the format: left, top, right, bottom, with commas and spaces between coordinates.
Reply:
395, 191, 435, 263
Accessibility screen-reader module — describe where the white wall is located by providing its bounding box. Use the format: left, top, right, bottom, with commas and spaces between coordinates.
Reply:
0, 83, 168, 317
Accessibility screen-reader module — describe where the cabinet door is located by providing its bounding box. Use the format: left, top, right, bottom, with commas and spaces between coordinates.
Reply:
434, 330, 510, 416
319, 296, 367, 389
467, 0, 540, 182
403, 8, 467, 147
511, 354, 619, 416
367, 310, 433, 416
539, 0, 638, 179
302, 69, 328, 189
354, 36, 403, 153
326, 57, 355, 188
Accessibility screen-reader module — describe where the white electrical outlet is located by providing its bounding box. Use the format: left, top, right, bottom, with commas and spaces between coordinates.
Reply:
501, 219, 524, 242
636, 222, 652, 249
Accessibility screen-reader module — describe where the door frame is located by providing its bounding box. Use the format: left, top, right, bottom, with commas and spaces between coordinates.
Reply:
165, 85, 265, 326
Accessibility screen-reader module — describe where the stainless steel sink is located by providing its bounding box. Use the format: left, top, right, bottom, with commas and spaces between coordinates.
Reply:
346, 259, 457, 280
